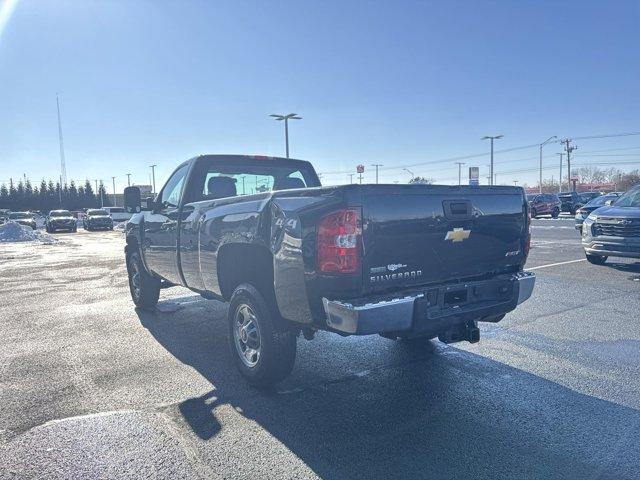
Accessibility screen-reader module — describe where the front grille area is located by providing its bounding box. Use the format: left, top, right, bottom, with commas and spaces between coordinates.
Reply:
593, 221, 640, 238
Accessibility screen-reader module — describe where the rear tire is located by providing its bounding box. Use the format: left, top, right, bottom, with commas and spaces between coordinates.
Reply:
228, 283, 296, 387
126, 250, 161, 309
586, 254, 607, 265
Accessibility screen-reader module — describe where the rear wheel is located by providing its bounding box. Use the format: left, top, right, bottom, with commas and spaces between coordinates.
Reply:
126, 250, 161, 309
228, 283, 296, 387
586, 253, 607, 265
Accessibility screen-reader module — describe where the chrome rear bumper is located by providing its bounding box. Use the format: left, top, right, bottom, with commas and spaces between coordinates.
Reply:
322, 272, 535, 335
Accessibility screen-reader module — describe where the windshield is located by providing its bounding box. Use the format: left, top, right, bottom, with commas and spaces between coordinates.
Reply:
613, 188, 640, 207
586, 195, 614, 207
50, 211, 72, 217
87, 209, 109, 215
9, 212, 30, 219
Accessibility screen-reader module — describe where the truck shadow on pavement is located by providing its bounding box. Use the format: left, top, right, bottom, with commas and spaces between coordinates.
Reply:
136, 297, 640, 480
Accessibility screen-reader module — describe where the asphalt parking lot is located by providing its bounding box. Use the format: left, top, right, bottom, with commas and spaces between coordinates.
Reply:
1, 217, 639, 479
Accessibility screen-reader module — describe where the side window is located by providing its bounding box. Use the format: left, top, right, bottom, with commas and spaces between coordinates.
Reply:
160, 164, 190, 207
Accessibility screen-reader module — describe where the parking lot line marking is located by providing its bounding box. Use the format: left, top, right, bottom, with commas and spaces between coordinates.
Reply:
526, 258, 587, 271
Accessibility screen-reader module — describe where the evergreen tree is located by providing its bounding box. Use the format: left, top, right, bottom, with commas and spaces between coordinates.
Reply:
39, 179, 48, 212
68, 180, 79, 210
83, 179, 96, 208
0, 184, 8, 209
24, 180, 34, 211
47, 180, 57, 212
55, 182, 63, 210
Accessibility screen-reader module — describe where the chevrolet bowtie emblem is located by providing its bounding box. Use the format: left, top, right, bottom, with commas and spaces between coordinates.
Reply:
445, 227, 471, 242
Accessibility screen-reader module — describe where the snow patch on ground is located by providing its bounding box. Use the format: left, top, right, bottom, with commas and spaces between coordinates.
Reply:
0, 222, 57, 244
113, 221, 127, 232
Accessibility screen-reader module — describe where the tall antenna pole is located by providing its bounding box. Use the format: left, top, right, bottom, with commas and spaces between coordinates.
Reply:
56, 94, 67, 185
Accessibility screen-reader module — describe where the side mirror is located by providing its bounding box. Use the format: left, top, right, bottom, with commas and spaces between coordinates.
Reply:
123, 187, 141, 213
605, 199, 614, 206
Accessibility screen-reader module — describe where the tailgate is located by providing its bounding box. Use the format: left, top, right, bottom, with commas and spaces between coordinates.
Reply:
361, 185, 526, 293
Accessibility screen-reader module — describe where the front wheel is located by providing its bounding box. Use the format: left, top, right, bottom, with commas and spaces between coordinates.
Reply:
126, 250, 161, 309
586, 254, 607, 265
228, 283, 296, 387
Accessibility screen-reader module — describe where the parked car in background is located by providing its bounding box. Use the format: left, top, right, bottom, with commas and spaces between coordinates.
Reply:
582, 185, 640, 264
526, 193, 561, 218
575, 193, 621, 231
83, 208, 114, 231
8, 211, 37, 230
45, 210, 77, 233
579, 192, 602, 204
0, 209, 11, 224
102, 207, 132, 223
559, 191, 584, 215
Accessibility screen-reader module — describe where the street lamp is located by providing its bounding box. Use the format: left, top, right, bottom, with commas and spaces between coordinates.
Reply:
270, 113, 302, 158
481, 135, 503, 185
539, 136, 558, 193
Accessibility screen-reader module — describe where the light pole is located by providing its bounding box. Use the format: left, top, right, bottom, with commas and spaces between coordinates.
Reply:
111, 176, 117, 206
481, 135, 503, 185
557, 153, 564, 193
347, 173, 354, 184
270, 113, 302, 158
240, 176, 246, 195
403, 168, 415, 182
126, 173, 131, 187
150, 164, 157, 194
99, 180, 104, 207
538, 136, 557, 193
371, 164, 383, 184
454, 162, 466, 186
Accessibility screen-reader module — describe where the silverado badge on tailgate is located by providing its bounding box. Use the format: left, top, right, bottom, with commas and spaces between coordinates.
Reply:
444, 227, 471, 242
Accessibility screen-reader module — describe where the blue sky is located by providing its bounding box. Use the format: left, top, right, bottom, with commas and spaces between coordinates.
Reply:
1, 0, 639, 191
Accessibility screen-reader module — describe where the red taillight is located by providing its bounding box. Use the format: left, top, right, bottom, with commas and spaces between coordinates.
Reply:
317, 208, 361, 274
524, 206, 531, 258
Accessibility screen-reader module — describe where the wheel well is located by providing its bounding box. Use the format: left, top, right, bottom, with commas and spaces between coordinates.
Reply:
218, 244, 275, 303
125, 235, 139, 255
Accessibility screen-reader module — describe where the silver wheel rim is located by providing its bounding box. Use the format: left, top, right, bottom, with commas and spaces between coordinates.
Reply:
130, 258, 141, 300
233, 304, 261, 368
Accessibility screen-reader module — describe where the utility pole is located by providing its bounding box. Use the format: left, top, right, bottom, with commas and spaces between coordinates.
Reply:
557, 153, 564, 193
560, 139, 577, 191
347, 173, 354, 184
539, 136, 557, 193
56, 94, 67, 186
513, 180, 518, 186
126, 173, 131, 187
150, 164, 157, 194
482, 135, 503, 185
269, 113, 302, 158
99, 180, 104, 207
486, 175, 492, 184
111, 176, 117, 206
241, 176, 246, 195
371, 164, 383, 184
454, 162, 466, 186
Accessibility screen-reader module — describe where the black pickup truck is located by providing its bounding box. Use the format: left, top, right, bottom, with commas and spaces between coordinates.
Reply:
123, 155, 535, 386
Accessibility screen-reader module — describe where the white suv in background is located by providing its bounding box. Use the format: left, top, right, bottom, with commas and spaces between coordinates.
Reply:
102, 207, 132, 223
